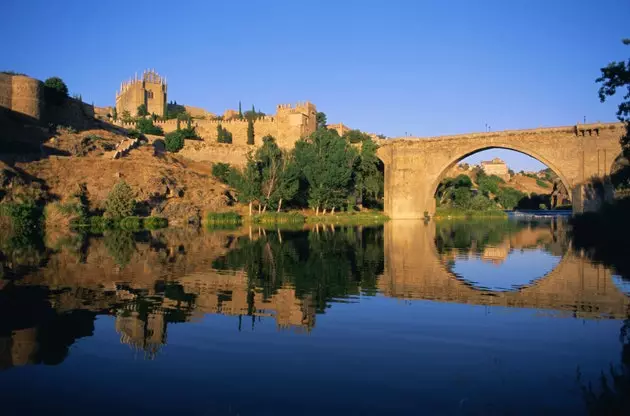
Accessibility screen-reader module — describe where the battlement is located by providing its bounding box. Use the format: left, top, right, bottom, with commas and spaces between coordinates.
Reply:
116, 69, 167, 98
276, 101, 315, 113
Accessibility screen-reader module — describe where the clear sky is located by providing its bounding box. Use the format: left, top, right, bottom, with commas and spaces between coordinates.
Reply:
2, 0, 628, 171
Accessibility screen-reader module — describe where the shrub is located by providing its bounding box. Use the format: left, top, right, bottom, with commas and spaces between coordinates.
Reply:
212, 162, 232, 183
56, 125, 77, 135
0, 202, 41, 233
144, 216, 168, 230
1, 70, 27, 76
165, 130, 185, 152
105, 181, 136, 219
44, 77, 68, 105
536, 179, 550, 188
88, 216, 115, 233
179, 126, 199, 139
119, 216, 142, 231
127, 129, 142, 139
136, 118, 164, 136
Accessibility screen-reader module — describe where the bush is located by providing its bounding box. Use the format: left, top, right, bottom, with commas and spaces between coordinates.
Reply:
212, 162, 232, 183
536, 179, 550, 188
119, 216, 142, 231
0, 202, 41, 233
136, 118, 164, 136
105, 181, 136, 219
127, 129, 142, 139
165, 130, 185, 152
144, 216, 168, 230
88, 216, 115, 233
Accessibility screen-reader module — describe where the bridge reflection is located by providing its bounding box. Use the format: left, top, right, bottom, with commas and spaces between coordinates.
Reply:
380, 220, 630, 318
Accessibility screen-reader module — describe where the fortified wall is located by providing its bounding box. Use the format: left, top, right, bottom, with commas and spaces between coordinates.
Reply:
0, 73, 43, 121
115, 101, 317, 149
0, 73, 95, 130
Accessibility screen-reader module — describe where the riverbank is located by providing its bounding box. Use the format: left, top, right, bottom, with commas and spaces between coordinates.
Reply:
434, 208, 507, 219
205, 210, 389, 228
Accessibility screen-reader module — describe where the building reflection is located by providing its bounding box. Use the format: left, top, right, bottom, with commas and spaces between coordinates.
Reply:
0, 220, 628, 368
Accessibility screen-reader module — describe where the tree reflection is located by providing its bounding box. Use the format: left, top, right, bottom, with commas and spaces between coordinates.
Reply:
212, 226, 384, 312
580, 318, 630, 415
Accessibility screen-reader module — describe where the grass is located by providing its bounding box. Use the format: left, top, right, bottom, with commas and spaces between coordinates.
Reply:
205, 212, 242, 226
304, 210, 389, 225
252, 212, 305, 224
434, 207, 507, 219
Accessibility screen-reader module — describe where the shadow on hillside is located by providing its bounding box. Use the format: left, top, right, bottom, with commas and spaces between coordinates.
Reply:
0, 104, 130, 165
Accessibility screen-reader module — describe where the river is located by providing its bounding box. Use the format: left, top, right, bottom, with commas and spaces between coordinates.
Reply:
0, 218, 628, 415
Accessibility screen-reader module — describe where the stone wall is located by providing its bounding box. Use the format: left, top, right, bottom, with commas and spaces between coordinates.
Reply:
179, 141, 250, 166
115, 101, 317, 149
0, 73, 43, 121
0, 73, 95, 130
378, 123, 625, 219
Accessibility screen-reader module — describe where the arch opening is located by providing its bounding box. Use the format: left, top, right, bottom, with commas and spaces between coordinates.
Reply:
431, 146, 572, 213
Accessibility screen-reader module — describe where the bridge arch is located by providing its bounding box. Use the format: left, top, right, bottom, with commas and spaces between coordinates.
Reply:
427, 144, 573, 213
377, 123, 625, 219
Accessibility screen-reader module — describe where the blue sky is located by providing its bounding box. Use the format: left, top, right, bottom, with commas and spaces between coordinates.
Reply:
2, 0, 628, 171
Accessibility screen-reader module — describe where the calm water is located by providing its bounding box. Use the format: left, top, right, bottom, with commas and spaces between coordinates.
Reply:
0, 219, 629, 415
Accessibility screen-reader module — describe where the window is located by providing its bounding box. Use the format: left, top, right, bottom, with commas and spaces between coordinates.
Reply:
146, 90, 154, 99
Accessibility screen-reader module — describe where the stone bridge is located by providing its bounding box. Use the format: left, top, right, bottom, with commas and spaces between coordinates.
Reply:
377, 122, 626, 219
379, 221, 630, 319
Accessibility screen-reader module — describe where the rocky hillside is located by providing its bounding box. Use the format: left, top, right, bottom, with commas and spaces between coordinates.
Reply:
0, 126, 232, 226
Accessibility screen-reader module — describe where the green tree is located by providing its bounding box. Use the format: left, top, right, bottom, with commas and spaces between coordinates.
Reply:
44, 77, 68, 96
316, 112, 327, 130
596, 38, 630, 187
353, 138, 383, 208
121, 110, 132, 123
137, 104, 148, 116
212, 162, 233, 183
217, 124, 233, 144
247, 118, 255, 145
495, 187, 526, 210
44, 76, 68, 105
253, 136, 299, 211
135, 118, 164, 135
236, 154, 262, 216
112, 107, 118, 121
238, 101, 243, 119
294, 129, 356, 213
343, 129, 371, 144
105, 181, 136, 219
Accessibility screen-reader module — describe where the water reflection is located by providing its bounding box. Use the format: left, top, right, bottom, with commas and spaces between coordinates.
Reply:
0, 220, 628, 414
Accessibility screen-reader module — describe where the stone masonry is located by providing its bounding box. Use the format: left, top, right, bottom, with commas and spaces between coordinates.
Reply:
377, 123, 625, 219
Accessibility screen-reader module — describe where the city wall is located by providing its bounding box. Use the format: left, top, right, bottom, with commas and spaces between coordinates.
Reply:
115, 102, 317, 150
0, 73, 95, 128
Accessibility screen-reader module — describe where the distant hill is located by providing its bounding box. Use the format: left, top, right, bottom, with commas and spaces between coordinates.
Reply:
445, 164, 555, 196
